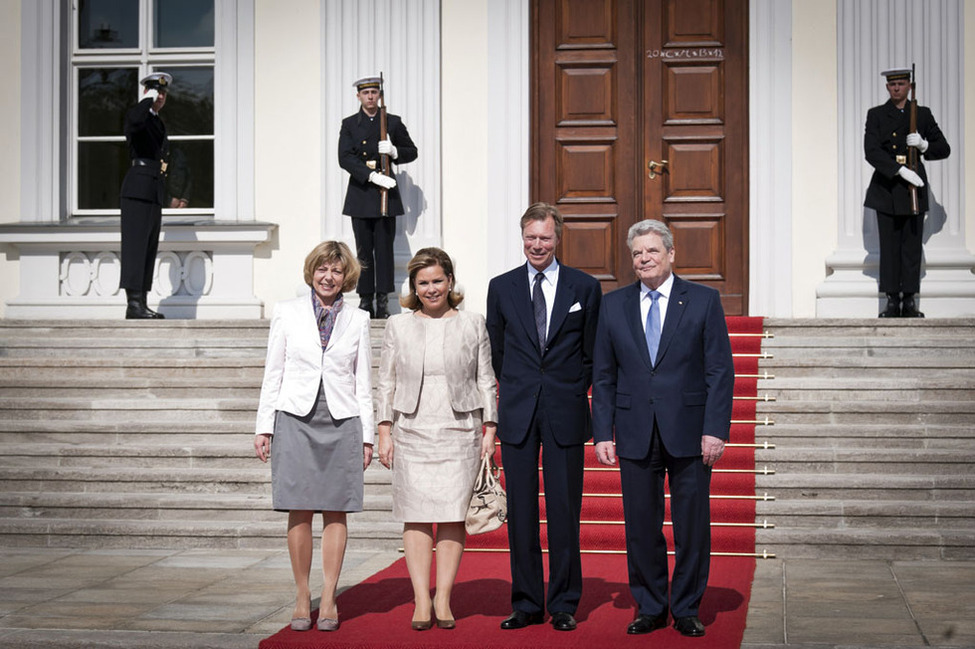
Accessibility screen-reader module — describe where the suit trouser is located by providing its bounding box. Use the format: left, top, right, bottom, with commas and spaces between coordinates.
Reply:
119, 197, 162, 292
500, 403, 584, 615
351, 216, 396, 295
877, 211, 923, 294
619, 421, 712, 618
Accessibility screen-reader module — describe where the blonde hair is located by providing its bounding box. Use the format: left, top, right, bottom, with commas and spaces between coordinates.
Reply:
302, 241, 360, 293
400, 247, 464, 311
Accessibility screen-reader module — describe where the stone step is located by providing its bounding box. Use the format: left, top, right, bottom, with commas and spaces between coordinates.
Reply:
755, 399, 974, 426
755, 527, 975, 560
753, 447, 975, 474
756, 423, 974, 449
0, 491, 394, 522
758, 377, 975, 401
0, 517, 403, 551
755, 472, 975, 501
755, 499, 975, 528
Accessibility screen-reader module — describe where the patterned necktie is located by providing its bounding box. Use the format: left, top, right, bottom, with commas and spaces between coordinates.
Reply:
646, 290, 661, 365
533, 272, 547, 352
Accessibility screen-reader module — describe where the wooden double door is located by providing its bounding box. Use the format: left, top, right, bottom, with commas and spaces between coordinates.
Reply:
532, 0, 749, 314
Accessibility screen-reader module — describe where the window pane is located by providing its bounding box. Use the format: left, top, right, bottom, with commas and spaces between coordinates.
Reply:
161, 66, 214, 136
78, 141, 129, 210
166, 141, 213, 209
79, 68, 138, 137
155, 0, 215, 48
78, 0, 139, 49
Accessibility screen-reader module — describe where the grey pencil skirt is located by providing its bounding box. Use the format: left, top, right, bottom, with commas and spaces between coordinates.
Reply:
270, 383, 364, 512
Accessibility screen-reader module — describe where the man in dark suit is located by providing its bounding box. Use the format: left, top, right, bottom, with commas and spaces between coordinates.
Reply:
864, 67, 950, 318
591, 219, 734, 638
119, 72, 172, 319
486, 202, 601, 632
338, 76, 418, 319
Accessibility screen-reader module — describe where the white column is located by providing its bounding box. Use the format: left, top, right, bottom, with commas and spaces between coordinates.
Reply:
748, 0, 794, 317
321, 0, 441, 297
818, 0, 974, 317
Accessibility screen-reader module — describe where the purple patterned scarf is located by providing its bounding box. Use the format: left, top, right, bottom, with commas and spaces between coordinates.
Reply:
312, 290, 343, 350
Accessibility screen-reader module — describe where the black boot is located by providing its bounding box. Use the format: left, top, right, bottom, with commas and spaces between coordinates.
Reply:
125, 290, 154, 319
358, 294, 375, 318
375, 293, 390, 319
140, 293, 165, 319
879, 292, 900, 318
900, 293, 925, 318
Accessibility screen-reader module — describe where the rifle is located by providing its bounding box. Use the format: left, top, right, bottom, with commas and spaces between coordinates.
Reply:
907, 63, 920, 215
378, 72, 390, 217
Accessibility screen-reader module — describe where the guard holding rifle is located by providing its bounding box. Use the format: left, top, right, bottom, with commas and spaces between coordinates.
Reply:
338, 75, 418, 319
864, 66, 950, 318
120, 71, 172, 319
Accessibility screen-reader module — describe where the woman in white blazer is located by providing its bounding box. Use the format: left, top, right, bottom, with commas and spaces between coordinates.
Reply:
254, 241, 375, 633
376, 247, 497, 630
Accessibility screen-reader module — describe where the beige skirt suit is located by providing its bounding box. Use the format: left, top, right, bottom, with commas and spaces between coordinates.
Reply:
376, 310, 498, 522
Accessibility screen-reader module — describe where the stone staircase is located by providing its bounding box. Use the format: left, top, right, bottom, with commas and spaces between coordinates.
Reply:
0, 319, 399, 551
1, 318, 973, 559
755, 318, 975, 559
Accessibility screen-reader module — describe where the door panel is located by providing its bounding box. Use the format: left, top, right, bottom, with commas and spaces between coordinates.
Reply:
532, 0, 748, 314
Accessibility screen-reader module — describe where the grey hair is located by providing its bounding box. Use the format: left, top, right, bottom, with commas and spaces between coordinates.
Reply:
626, 219, 674, 251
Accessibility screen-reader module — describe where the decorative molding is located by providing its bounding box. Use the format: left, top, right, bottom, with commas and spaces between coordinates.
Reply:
818, 0, 974, 317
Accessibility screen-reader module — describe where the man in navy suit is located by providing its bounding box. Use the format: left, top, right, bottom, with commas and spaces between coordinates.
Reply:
486, 203, 601, 632
591, 219, 734, 638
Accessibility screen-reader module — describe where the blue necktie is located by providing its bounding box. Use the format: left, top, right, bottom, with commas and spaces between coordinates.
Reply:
533, 273, 547, 352
646, 290, 661, 365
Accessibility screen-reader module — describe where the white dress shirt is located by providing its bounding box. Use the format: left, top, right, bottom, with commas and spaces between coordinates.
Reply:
640, 273, 675, 335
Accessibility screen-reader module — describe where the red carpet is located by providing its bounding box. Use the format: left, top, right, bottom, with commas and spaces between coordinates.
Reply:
260, 317, 765, 648
259, 553, 755, 649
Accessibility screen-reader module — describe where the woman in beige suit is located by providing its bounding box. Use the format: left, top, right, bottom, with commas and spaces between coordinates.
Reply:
376, 247, 497, 631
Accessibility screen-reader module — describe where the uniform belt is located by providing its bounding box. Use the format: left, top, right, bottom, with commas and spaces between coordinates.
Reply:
131, 158, 160, 168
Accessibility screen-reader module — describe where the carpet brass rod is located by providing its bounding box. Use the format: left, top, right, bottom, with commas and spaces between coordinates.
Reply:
727, 441, 777, 449
733, 416, 774, 425
729, 332, 774, 339
734, 352, 774, 359
564, 493, 776, 501
736, 371, 775, 379
466, 548, 778, 559
733, 394, 776, 401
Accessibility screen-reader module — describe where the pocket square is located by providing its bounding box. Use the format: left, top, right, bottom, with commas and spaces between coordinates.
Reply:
568, 302, 582, 313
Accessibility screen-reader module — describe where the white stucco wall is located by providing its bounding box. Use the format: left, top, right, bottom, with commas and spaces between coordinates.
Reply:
0, 0, 21, 317
252, 0, 323, 316
967, 0, 975, 254
791, 0, 839, 318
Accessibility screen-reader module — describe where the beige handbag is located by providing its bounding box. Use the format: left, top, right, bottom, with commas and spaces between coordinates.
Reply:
466, 454, 507, 535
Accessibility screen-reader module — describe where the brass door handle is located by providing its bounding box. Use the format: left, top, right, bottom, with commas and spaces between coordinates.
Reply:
648, 159, 669, 179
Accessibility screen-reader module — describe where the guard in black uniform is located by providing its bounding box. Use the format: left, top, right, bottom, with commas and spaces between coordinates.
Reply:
864, 67, 950, 318
120, 72, 172, 319
338, 76, 418, 318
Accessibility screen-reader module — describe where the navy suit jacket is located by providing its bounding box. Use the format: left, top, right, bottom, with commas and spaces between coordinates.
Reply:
591, 275, 734, 459
486, 262, 601, 447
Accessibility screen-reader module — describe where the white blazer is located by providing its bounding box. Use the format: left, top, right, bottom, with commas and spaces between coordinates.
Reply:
255, 294, 375, 444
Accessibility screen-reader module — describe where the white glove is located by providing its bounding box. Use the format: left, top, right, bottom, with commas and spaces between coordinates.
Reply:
897, 166, 924, 188
906, 132, 929, 153
144, 88, 160, 103
368, 171, 397, 189
378, 138, 399, 160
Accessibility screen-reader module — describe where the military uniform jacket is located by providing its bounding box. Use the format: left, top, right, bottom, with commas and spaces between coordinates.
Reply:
864, 99, 950, 215
120, 97, 168, 206
338, 108, 418, 218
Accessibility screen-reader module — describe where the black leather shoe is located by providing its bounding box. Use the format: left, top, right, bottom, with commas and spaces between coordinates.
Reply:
550, 612, 576, 631
500, 610, 544, 630
140, 295, 165, 319
879, 292, 901, 318
674, 615, 706, 637
358, 294, 375, 318
900, 294, 925, 318
375, 293, 390, 319
125, 290, 155, 319
626, 612, 668, 635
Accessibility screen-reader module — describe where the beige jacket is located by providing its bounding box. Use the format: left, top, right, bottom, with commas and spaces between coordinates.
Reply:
376, 310, 498, 424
